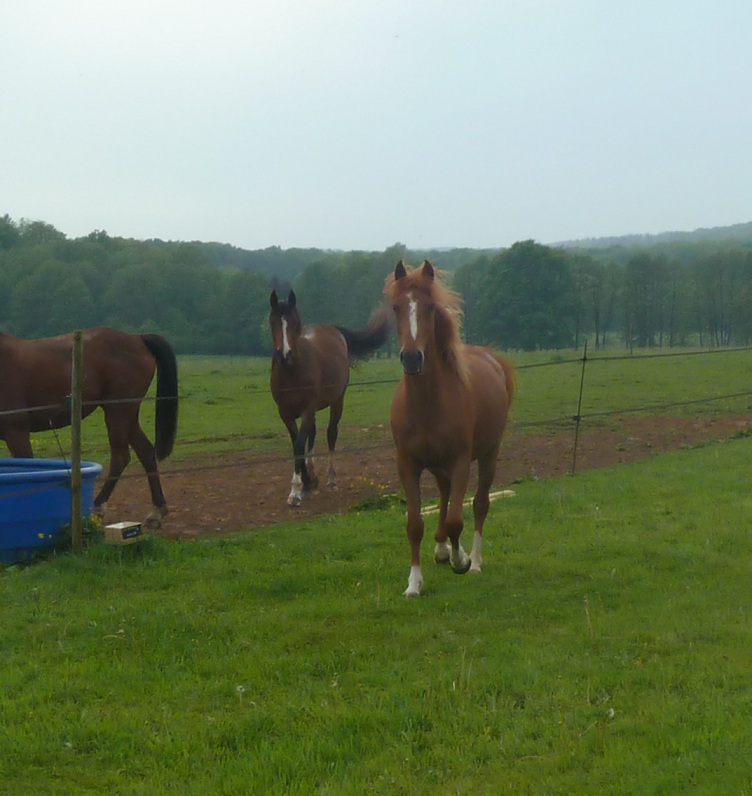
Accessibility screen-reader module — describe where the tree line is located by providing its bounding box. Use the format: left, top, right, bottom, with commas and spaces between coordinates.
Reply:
2, 214, 752, 354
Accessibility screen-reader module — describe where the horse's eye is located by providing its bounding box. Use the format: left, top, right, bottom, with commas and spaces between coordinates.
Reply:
427, 303, 436, 314
392, 304, 399, 313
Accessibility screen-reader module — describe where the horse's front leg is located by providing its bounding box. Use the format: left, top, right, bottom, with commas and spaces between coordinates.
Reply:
432, 468, 451, 565
4, 429, 34, 458
285, 414, 314, 506
445, 458, 472, 575
283, 418, 304, 506
398, 454, 424, 597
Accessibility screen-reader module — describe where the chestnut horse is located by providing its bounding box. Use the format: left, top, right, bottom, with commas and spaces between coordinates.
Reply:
0, 327, 178, 528
385, 260, 515, 596
269, 290, 390, 506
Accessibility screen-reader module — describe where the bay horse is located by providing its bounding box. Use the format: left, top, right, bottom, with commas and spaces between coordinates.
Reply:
269, 290, 390, 506
0, 327, 178, 529
385, 260, 515, 596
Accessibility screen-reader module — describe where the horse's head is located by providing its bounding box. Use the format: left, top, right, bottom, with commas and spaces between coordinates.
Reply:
269, 289, 303, 365
386, 260, 466, 379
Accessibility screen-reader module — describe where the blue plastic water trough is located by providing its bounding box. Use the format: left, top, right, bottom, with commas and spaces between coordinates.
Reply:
0, 458, 103, 564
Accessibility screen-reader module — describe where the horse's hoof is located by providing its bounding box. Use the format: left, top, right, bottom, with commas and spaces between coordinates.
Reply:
469, 564, 482, 574
144, 506, 167, 531
403, 570, 423, 596
452, 559, 472, 575
434, 544, 451, 565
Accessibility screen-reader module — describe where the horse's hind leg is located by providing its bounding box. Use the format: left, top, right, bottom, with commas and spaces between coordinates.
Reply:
94, 411, 132, 518
305, 418, 319, 490
129, 422, 169, 529
470, 449, 499, 573
325, 397, 344, 490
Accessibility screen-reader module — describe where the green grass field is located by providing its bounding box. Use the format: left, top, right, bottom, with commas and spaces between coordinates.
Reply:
19, 346, 752, 465
2, 434, 752, 793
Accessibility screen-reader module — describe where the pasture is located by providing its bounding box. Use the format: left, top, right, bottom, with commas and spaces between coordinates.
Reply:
19, 346, 752, 465
7, 345, 752, 537
2, 435, 752, 793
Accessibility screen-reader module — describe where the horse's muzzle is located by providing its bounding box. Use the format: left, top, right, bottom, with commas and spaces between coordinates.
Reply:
399, 349, 424, 375
273, 349, 291, 366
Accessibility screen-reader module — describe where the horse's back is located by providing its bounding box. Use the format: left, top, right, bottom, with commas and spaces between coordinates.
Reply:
0, 328, 158, 431
302, 324, 350, 399
83, 328, 159, 395
39, 328, 158, 398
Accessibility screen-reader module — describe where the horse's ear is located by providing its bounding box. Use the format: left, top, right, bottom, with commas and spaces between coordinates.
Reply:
422, 260, 435, 280
270, 290, 279, 308
395, 260, 407, 280
288, 290, 296, 309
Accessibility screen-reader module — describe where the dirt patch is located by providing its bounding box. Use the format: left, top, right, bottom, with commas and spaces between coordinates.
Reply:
101, 414, 751, 540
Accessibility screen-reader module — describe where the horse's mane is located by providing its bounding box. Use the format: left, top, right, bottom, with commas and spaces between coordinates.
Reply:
385, 261, 470, 386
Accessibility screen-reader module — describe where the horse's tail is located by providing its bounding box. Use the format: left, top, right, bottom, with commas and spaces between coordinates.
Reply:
141, 334, 179, 460
336, 304, 392, 363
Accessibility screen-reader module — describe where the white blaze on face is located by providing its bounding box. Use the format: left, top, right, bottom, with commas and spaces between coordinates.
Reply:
281, 318, 291, 357
408, 293, 418, 341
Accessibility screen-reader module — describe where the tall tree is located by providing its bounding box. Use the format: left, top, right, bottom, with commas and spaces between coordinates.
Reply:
0, 214, 20, 249
623, 253, 670, 348
17, 219, 66, 246
452, 255, 493, 345
477, 241, 578, 350
9, 262, 96, 336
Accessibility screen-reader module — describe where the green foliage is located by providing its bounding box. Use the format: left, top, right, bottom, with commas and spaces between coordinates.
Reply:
461, 241, 579, 350
0, 221, 272, 355
0, 214, 21, 249
4, 214, 752, 355
2, 439, 752, 793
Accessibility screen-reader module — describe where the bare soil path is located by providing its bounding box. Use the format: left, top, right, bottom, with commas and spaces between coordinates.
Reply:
101, 415, 751, 540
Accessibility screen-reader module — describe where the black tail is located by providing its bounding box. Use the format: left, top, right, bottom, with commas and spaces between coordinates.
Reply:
336, 304, 392, 362
142, 334, 179, 460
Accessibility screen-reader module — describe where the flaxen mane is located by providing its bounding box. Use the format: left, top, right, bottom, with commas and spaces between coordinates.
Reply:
385, 261, 470, 385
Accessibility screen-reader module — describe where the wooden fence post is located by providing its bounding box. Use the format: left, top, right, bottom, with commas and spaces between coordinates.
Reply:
70, 330, 83, 554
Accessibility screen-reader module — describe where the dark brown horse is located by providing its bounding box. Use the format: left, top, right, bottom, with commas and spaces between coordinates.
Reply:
269, 290, 390, 506
385, 260, 515, 596
0, 327, 178, 528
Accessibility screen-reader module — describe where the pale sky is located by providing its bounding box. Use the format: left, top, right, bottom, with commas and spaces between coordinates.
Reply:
3, 0, 751, 251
